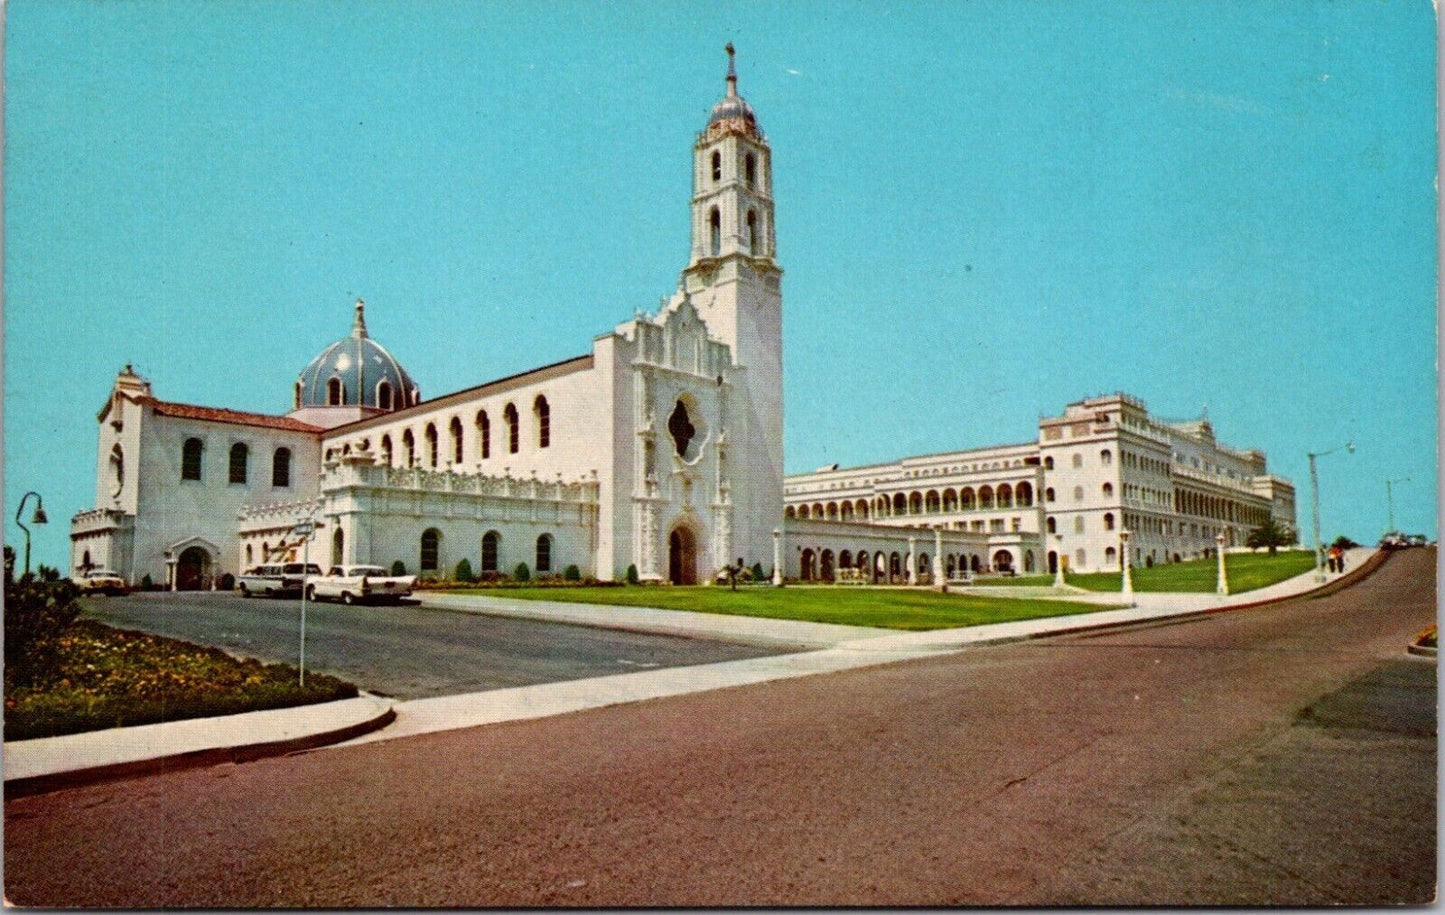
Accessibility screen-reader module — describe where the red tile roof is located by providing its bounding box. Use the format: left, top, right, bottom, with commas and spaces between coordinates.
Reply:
146, 399, 322, 434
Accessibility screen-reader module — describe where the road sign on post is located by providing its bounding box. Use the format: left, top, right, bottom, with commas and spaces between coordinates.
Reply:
294, 520, 321, 686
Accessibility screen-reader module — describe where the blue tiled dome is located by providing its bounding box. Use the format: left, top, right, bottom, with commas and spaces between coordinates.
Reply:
295, 300, 417, 410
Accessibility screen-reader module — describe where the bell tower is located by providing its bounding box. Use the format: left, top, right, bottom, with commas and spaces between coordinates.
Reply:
680, 44, 784, 570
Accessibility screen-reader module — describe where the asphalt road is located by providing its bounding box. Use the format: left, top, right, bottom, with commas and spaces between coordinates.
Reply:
7, 549, 1435, 906
76, 591, 781, 698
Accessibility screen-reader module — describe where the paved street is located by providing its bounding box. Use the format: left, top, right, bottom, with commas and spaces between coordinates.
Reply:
7, 549, 1435, 906
77, 592, 783, 699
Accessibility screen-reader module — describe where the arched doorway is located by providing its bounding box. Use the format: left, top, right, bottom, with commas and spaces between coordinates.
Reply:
668, 525, 697, 585
1048, 551, 1058, 574
993, 550, 1013, 573
332, 527, 344, 567
800, 548, 816, 582
820, 549, 835, 582
176, 546, 211, 591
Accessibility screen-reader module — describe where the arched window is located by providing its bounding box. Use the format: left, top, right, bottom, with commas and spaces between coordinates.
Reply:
1074, 485, 1084, 502
711, 151, 721, 183
1100, 449, 1113, 466
745, 153, 756, 187
181, 437, 204, 481
420, 528, 441, 574
377, 381, 393, 411
109, 444, 125, 497
1047, 517, 1057, 534
1075, 549, 1086, 569
1105, 546, 1117, 567
1072, 453, 1083, 469
1016, 482, 1033, 506
327, 377, 344, 406
482, 531, 501, 572
332, 527, 344, 566
425, 423, 439, 468
403, 429, 416, 467
504, 403, 519, 454
380, 435, 393, 466
536, 534, 553, 573
1045, 487, 1055, 502
1103, 482, 1114, 498
476, 410, 491, 459
1104, 512, 1115, 531
244, 544, 253, 567
535, 395, 550, 448
1044, 456, 1055, 470
1074, 516, 1085, 534
450, 417, 464, 464
272, 447, 292, 487
228, 443, 248, 484
709, 207, 721, 256
746, 209, 758, 254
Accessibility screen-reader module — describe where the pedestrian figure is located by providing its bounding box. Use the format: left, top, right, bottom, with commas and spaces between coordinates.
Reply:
1327, 553, 1337, 573
1338, 552, 1347, 573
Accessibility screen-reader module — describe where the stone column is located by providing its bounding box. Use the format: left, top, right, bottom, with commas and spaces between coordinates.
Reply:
1215, 532, 1228, 596
907, 536, 918, 586
932, 527, 945, 589
1053, 534, 1066, 588
772, 528, 783, 586
1120, 530, 1134, 606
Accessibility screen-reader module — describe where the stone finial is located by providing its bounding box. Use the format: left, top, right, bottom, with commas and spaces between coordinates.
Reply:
351, 298, 369, 339
725, 42, 737, 97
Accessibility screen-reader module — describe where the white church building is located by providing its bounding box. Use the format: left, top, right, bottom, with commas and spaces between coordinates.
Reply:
70, 49, 1296, 589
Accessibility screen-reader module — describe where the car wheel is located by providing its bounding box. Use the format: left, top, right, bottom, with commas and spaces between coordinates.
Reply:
305, 585, 317, 601
239, 584, 250, 597
342, 591, 355, 606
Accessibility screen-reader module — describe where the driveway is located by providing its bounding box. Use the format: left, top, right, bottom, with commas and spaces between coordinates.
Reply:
79, 591, 784, 699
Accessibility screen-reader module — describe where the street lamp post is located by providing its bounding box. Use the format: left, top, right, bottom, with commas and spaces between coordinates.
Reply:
1385, 476, 1411, 536
14, 492, 48, 578
1215, 531, 1228, 596
1308, 442, 1354, 582
771, 528, 783, 586
1119, 529, 1133, 605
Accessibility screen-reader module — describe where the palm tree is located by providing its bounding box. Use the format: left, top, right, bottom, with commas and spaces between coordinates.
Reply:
1246, 518, 1294, 555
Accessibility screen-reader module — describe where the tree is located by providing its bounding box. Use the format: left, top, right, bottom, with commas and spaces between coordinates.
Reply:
1245, 518, 1294, 555
454, 558, 475, 583
1331, 535, 1359, 550
513, 562, 530, 582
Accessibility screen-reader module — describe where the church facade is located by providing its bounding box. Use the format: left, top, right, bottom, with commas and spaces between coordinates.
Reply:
70, 50, 1296, 588
72, 49, 783, 589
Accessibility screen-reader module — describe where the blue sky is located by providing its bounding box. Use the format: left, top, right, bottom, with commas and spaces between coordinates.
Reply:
5, 0, 1437, 569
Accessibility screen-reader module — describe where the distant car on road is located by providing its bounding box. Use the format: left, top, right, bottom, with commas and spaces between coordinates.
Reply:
75, 569, 129, 596
1381, 532, 1409, 549
304, 565, 416, 605
238, 562, 323, 598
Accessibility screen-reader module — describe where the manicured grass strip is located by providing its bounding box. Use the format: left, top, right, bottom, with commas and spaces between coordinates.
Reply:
451, 585, 1119, 631
1066, 551, 1316, 594
5, 620, 357, 742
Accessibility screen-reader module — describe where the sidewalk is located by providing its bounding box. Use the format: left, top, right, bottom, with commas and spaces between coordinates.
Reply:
5, 548, 1380, 795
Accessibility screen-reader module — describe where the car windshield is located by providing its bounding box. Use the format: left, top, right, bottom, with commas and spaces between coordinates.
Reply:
349, 566, 387, 576
89, 570, 119, 577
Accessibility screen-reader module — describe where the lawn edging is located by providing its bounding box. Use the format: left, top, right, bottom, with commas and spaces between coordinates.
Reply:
4, 693, 396, 799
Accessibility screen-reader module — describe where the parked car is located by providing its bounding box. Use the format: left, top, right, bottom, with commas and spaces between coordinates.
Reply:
304, 565, 416, 605
238, 562, 323, 598
76, 569, 129, 596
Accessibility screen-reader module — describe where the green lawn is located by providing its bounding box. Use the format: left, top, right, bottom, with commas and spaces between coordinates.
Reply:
1066, 550, 1316, 594
452, 585, 1120, 631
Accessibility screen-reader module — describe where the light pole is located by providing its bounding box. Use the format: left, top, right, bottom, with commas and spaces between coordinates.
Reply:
14, 492, 48, 578
771, 528, 783, 586
1119, 529, 1134, 605
1053, 534, 1065, 588
1308, 442, 1354, 582
1385, 476, 1410, 536
1215, 531, 1228, 596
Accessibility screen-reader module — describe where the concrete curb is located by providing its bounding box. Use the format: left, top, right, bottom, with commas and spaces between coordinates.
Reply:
1406, 644, 1437, 658
4, 695, 396, 799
